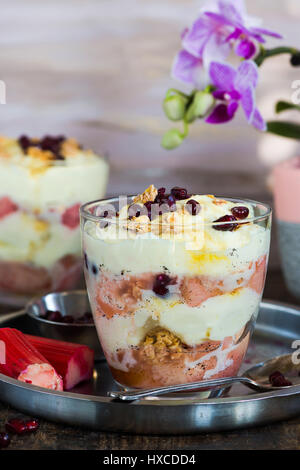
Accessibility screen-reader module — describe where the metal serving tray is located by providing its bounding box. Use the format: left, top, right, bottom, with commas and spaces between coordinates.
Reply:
0, 300, 300, 435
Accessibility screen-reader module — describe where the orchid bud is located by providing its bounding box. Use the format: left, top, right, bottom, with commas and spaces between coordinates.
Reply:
163, 94, 188, 121
161, 129, 184, 149
185, 91, 214, 123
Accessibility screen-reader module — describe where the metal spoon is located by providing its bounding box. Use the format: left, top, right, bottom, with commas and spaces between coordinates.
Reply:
108, 353, 299, 401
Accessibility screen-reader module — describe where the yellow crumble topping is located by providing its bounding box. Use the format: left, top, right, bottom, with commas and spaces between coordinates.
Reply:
27, 147, 55, 162
133, 184, 158, 204
143, 328, 184, 361
60, 138, 81, 158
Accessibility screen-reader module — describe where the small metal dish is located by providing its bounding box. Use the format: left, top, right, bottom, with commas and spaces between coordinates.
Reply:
0, 290, 103, 360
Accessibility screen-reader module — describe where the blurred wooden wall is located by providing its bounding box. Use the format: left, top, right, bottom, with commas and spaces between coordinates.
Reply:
0, 0, 300, 173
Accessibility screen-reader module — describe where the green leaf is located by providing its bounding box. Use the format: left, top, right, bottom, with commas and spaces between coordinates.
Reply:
267, 121, 300, 139
275, 101, 300, 114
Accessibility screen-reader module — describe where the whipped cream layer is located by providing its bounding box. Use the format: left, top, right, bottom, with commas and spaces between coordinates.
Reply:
0, 211, 80, 267
0, 137, 108, 212
83, 191, 270, 277
84, 223, 269, 277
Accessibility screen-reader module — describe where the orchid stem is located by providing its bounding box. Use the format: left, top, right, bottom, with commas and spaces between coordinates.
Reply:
255, 46, 299, 66
182, 120, 189, 138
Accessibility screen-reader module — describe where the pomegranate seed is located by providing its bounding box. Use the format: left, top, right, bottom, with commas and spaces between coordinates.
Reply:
78, 312, 93, 324
153, 273, 176, 296
144, 201, 154, 220
63, 315, 74, 324
6, 418, 40, 435
25, 419, 39, 433
155, 188, 168, 205
186, 199, 201, 216
171, 187, 188, 200
231, 206, 249, 220
157, 187, 166, 196
99, 208, 114, 218
6, 418, 28, 435
213, 214, 237, 231
269, 371, 292, 387
18, 135, 31, 152
167, 194, 177, 211
18, 135, 66, 160
47, 310, 63, 322
0, 432, 10, 449
91, 264, 98, 275
99, 221, 109, 229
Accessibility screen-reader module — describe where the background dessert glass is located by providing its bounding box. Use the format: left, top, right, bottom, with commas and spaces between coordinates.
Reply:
0, 136, 109, 298
81, 195, 271, 389
273, 157, 300, 300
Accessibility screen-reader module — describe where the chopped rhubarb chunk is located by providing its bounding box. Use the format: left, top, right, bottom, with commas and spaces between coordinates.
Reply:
0, 261, 51, 295
61, 203, 81, 229
26, 334, 94, 390
0, 197, 18, 220
0, 328, 63, 391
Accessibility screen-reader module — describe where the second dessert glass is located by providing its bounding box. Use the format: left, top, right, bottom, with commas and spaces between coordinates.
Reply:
81, 188, 271, 389
0, 135, 109, 298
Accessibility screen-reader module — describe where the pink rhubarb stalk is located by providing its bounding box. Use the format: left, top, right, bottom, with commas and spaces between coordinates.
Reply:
26, 334, 94, 390
0, 328, 63, 391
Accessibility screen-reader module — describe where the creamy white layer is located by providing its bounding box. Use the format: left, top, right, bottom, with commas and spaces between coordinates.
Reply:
0, 153, 108, 212
0, 211, 80, 267
93, 286, 260, 353
84, 223, 270, 277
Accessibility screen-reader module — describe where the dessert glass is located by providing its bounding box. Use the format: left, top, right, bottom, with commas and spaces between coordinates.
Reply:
81, 192, 271, 389
0, 135, 109, 296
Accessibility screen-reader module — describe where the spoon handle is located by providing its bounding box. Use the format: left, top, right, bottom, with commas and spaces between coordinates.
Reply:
108, 376, 256, 401
0, 309, 26, 324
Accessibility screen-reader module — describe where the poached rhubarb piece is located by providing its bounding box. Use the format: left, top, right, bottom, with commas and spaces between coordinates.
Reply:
26, 335, 94, 390
0, 254, 81, 295
0, 328, 63, 391
61, 203, 81, 229
0, 197, 18, 220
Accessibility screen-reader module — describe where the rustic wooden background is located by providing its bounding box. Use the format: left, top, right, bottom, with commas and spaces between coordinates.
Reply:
0, 0, 300, 173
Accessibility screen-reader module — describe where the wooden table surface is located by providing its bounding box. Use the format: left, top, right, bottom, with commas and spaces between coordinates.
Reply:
0, 268, 300, 450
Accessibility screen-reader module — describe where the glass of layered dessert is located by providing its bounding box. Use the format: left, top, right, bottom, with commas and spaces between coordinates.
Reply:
0, 135, 108, 297
81, 185, 271, 389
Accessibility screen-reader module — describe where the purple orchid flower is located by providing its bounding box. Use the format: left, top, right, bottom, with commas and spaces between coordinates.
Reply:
172, 50, 210, 88
172, 0, 281, 87
205, 60, 266, 131
204, 0, 282, 59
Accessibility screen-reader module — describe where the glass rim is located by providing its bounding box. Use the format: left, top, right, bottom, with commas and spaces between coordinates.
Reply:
80, 196, 272, 227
